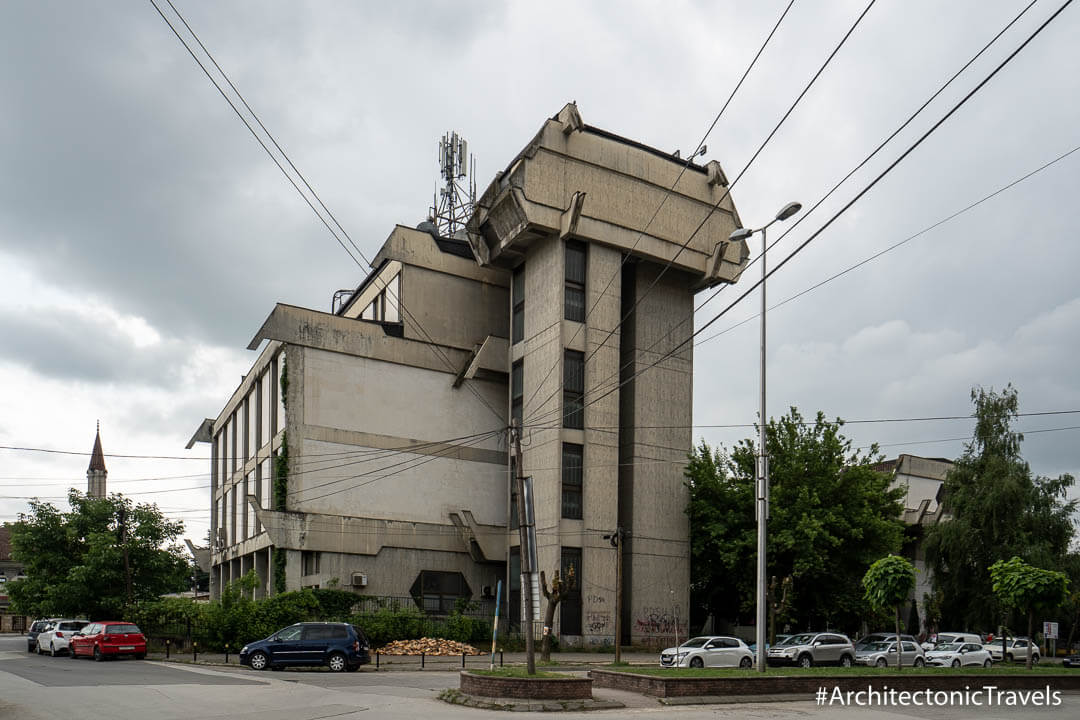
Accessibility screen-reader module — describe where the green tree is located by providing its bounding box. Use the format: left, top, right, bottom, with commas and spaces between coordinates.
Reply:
863, 555, 916, 672
686, 408, 906, 633
924, 386, 1076, 631
8, 491, 190, 619
989, 556, 1069, 668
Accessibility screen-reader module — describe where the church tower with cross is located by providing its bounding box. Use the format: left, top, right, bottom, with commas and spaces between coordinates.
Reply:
87, 422, 107, 498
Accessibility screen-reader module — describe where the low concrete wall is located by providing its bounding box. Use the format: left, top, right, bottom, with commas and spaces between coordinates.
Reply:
590, 670, 1080, 698
460, 671, 593, 699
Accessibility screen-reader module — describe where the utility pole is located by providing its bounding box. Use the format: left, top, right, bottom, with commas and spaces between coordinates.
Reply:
605, 527, 623, 663
118, 506, 133, 612
510, 420, 536, 675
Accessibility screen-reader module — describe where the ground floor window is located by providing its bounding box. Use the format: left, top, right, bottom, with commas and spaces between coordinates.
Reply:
560, 547, 582, 635
302, 550, 320, 576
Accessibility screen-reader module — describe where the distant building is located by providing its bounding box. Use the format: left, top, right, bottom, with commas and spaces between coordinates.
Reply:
193, 103, 750, 646
874, 453, 953, 633
0, 523, 27, 616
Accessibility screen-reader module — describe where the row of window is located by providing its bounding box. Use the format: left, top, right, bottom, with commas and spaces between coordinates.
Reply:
509, 546, 582, 634
359, 272, 400, 323
217, 457, 275, 547
213, 353, 286, 486
510, 240, 586, 346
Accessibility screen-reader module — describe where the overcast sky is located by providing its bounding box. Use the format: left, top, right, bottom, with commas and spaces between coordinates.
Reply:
2, 0, 1078, 549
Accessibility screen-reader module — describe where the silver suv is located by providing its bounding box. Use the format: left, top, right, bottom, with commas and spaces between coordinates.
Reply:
767, 632, 856, 668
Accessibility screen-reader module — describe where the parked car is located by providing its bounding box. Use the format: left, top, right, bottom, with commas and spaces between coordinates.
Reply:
70, 621, 147, 661
767, 632, 856, 668
1062, 653, 1080, 668
26, 619, 61, 653
986, 637, 1039, 664
921, 632, 982, 650
855, 640, 926, 668
35, 619, 88, 656
239, 622, 370, 672
925, 642, 993, 668
855, 633, 917, 653
659, 636, 754, 668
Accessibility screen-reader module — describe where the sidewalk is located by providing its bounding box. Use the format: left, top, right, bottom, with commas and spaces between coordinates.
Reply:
147, 647, 660, 671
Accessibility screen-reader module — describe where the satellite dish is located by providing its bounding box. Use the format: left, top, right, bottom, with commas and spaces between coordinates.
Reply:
416, 220, 440, 239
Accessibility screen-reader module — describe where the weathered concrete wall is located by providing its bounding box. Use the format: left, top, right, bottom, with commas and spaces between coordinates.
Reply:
619, 260, 693, 646
402, 264, 508, 351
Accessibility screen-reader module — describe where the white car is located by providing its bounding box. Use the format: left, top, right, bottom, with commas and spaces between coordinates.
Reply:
926, 642, 993, 668
35, 619, 88, 656
921, 632, 982, 651
659, 636, 754, 668
986, 638, 1040, 664
855, 640, 926, 668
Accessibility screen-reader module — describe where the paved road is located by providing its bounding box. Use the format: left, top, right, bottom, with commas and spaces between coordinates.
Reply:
1, 634, 1076, 719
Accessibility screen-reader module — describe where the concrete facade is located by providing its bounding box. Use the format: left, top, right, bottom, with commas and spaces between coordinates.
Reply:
466, 103, 746, 646
196, 103, 752, 648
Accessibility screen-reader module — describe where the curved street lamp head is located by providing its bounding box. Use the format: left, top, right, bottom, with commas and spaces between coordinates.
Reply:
775, 201, 802, 222
729, 227, 753, 242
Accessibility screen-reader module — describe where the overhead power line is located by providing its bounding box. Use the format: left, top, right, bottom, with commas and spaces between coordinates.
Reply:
150, 0, 504, 423
518, 0, 797, 416
529, 0, 1048, 422
523, 0, 878, 426
522, 0, 1075, 431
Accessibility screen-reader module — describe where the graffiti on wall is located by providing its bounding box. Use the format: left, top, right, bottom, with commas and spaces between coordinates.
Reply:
634, 606, 687, 638
586, 612, 611, 634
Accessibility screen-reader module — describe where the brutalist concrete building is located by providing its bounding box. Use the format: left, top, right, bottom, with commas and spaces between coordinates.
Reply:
194, 103, 749, 646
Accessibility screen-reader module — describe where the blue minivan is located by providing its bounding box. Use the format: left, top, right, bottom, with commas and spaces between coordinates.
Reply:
239, 622, 370, 672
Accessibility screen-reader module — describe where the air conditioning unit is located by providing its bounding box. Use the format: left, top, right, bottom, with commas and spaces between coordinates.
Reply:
481, 585, 494, 598
351, 572, 368, 588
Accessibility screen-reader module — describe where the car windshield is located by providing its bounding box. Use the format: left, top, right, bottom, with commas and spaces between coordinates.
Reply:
936, 635, 957, 644
936, 643, 962, 652
58, 622, 86, 631
778, 634, 814, 646
863, 642, 891, 652
679, 638, 709, 649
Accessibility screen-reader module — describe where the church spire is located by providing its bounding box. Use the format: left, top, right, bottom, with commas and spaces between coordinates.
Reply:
87, 421, 107, 498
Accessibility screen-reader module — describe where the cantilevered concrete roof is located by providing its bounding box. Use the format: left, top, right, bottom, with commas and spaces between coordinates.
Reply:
466, 102, 749, 288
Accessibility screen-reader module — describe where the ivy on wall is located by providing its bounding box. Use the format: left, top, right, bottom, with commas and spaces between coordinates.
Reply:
272, 547, 287, 595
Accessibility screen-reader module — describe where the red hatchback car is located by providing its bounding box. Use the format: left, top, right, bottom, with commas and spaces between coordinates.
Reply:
70, 621, 147, 661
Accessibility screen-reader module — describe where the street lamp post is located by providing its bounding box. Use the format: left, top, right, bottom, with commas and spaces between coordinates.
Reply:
729, 201, 801, 672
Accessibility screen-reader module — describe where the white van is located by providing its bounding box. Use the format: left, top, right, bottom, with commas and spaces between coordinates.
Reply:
922, 632, 982, 650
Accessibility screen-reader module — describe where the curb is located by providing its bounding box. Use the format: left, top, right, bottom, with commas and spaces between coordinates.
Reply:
438, 689, 624, 712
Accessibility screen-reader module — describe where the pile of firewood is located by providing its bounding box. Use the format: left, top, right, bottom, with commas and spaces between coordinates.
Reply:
375, 637, 482, 656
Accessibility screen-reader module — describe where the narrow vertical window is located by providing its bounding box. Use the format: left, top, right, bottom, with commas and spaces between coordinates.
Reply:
260, 371, 271, 451
560, 547, 583, 634
563, 350, 584, 429
561, 443, 583, 519
511, 265, 525, 344
565, 241, 586, 322
260, 459, 272, 511
230, 412, 239, 473
511, 360, 523, 429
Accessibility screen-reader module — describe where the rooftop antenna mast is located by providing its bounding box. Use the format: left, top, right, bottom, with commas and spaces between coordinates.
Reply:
429, 131, 476, 237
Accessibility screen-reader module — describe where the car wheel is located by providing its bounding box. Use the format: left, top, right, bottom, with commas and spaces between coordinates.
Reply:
740, 656, 752, 669
327, 652, 347, 672
50, 643, 57, 658
1006, 654, 1013, 663
688, 656, 704, 669
1032, 654, 1040, 665
952, 659, 961, 668
36, 642, 43, 655
875, 658, 887, 668
984, 659, 992, 668
94, 646, 104, 662
249, 651, 269, 671
798, 654, 813, 669
914, 658, 925, 668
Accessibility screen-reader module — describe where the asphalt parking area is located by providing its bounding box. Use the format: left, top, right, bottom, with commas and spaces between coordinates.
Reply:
0, 653, 266, 687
